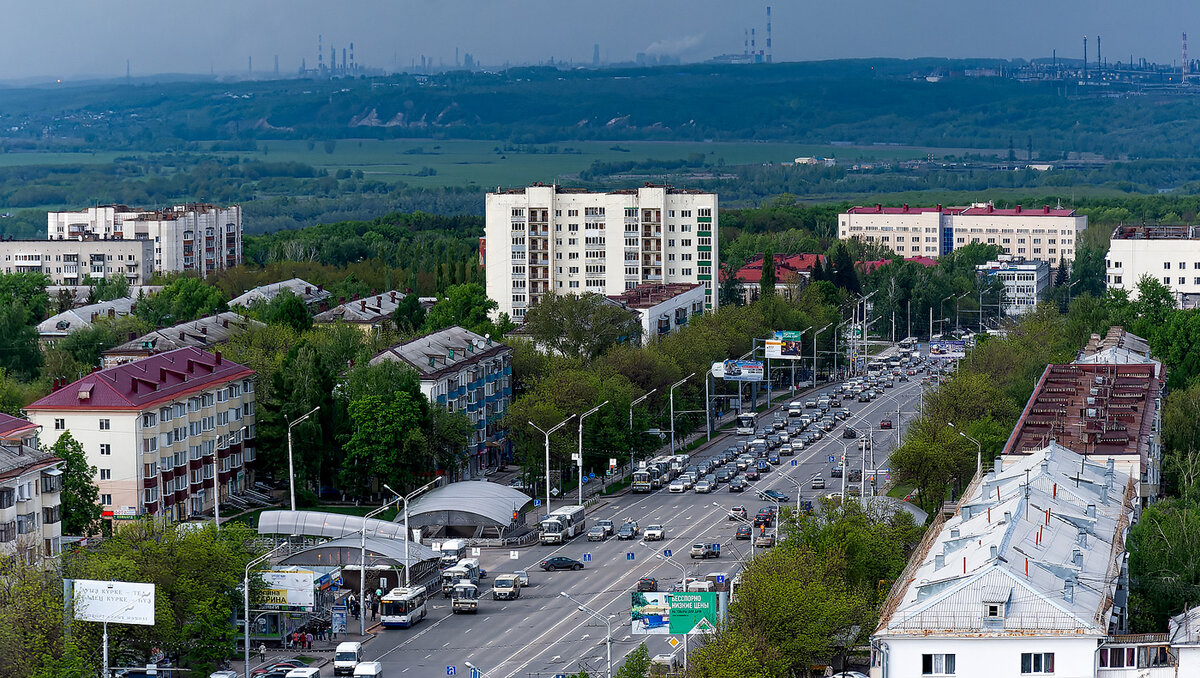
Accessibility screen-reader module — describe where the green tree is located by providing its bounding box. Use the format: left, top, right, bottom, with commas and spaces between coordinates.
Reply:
137, 277, 227, 326
718, 264, 745, 307
0, 557, 92, 678
0, 368, 48, 417
47, 432, 102, 536
84, 275, 130, 303
830, 242, 861, 295
342, 392, 431, 491
0, 302, 42, 381
759, 245, 777, 300
424, 283, 503, 335
257, 289, 313, 332
521, 293, 643, 361
391, 293, 426, 335
0, 271, 51, 321
614, 643, 651, 678
55, 314, 153, 369
1126, 499, 1200, 632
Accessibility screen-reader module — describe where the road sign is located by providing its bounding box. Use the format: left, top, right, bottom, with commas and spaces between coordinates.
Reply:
715, 575, 725, 584
711, 543, 720, 553
828, 455, 835, 463
589, 472, 595, 479
471, 547, 481, 557
668, 637, 680, 648
609, 458, 617, 468
664, 549, 672, 557
534, 499, 541, 507
791, 459, 798, 467
627, 552, 635, 561
510, 550, 519, 560
551, 488, 560, 497
446, 666, 456, 676
668, 592, 718, 634
583, 553, 592, 562
469, 669, 481, 678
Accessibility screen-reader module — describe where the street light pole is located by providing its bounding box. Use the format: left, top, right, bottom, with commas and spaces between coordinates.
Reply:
955, 292, 969, 336
948, 422, 983, 477
244, 542, 287, 678
360, 496, 403, 636
797, 325, 813, 390
669, 373, 696, 455
578, 401, 610, 504
833, 318, 851, 381
285, 406, 320, 512
530, 414, 577, 514
712, 503, 755, 558
628, 389, 657, 467
384, 479, 441, 587
560, 591, 614, 678
813, 323, 831, 385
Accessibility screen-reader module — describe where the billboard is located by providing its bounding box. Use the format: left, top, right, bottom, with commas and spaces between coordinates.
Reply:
928, 340, 966, 360
711, 360, 764, 382
631, 591, 672, 635
631, 591, 720, 635
765, 331, 806, 360
257, 570, 316, 610
72, 579, 156, 626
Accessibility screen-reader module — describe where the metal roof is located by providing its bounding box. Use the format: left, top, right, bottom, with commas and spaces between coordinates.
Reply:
258, 509, 414, 542
400, 480, 532, 528
369, 326, 510, 380
229, 278, 330, 308
278, 535, 439, 570
37, 297, 138, 338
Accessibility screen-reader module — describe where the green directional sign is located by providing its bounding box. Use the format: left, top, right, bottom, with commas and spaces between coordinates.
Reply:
668, 592, 718, 634
775, 330, 804, 341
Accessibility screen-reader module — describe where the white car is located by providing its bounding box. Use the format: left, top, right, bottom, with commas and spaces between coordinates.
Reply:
679, 473, 696, 490
695, 480, 714, 494
669, 480, 686, 493
644, 524, 665, 541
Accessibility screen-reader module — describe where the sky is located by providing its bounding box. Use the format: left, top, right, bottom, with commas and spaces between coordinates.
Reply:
1, 0, 1195, 81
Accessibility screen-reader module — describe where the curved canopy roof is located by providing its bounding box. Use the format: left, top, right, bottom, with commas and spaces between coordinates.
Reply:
400, 480, 532, 528
278, 535, 439, 570
258, 510, 410, 541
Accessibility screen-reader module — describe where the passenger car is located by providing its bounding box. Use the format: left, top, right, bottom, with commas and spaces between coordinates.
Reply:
644, 524, 665, 541
587, 525, 607, 541
880, 418, 893, 429
694, 480, 714, 494
758, 489, 790, 503
690, 543, 720, 559
729, 477, 747, 492
728, 505, 748, 520
616, 521, 638, 539
636, 577, 658, 592
735, 525, 752, 540
754, 533, 776, 548
539, 556, 583, 571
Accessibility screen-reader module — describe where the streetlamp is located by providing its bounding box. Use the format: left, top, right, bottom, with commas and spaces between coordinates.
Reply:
813, 323, 831, 385
578, 401, 610, 504
833, 318, 852, 381
359, 496, 403, 636
669, 373, 696, 455
384, 479, 441, 587
797, 325, 813, 391
244, 542, 288, 678
858, 291, 877, 376
628, 389, 657, 467
530, 414, 577, 514
954, 292, 969, 336
947, 422, 983, 477
560, 591, 614, 678
285, 406, 320, 512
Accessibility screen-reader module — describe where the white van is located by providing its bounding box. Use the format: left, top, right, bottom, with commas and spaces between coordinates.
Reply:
333, 642, 362, 676
286, 669, 321, 678
352, 663, 382, 678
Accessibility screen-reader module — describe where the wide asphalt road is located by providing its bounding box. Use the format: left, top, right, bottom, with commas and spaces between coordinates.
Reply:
363, 369, 931, 678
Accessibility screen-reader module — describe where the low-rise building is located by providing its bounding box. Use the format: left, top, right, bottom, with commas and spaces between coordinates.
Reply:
606, 282, 706, 340
1105, 224, 1200, 306
0, 413, 62, 557
228, 278, 331, 311
46, 285, 162, 308
731, 253, 825, 303
26, 347, 256, 525
0, 238, 154, 285
369, 327, 512, 475
313, 290, 406, 334
37, 297, 138, 346
872, 443, 1136, 678
101, 312, 263, 368
975, 257, 1051, 315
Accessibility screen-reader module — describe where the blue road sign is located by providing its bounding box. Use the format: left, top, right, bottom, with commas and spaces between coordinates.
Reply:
664, 549, 672, 557
790, 459, 798, 467
589, 472, 595, 479
446, 667, 456, 677
627, 552, 635, 561
469, 670, 481, 678
583, 553, 591, 562
711, 543, 721, 552
828, 455, 835, 463
534, 499, 542, 507
716, 575, 725, 584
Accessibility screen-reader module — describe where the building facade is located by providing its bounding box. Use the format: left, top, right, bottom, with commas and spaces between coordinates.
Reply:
48, 204, 242, 277
0, 413, 62, 557
731, 253, 825, 303
975, 257, 1051, 315
484, 184, 718, 321
0, 238, 154, 285
1105, 224, 1200, 306
26, 347, 256, 525
369, 327, 512, 475
606, 283, 707, 341
839, 203, 1086, 265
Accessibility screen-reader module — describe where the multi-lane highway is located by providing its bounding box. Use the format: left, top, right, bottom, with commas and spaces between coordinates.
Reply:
363, 370, 930, 678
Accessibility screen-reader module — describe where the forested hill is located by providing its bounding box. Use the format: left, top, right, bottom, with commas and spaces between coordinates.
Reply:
5, 58, 1200, 158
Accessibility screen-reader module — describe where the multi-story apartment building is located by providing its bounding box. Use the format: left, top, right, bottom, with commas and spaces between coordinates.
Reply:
484, 184, 718, 321
974, 257, 1051, 316
369, 326, 512, 475
0, 238, 154, 285
0, 413, 63, 557
839, 203, 1086, 266
47, 204, 242, 276
606, 283, 707, 341
1105, 224, 1200, 306
26, 347, 256, 525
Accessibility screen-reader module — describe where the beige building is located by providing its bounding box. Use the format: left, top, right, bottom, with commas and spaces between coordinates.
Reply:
48, 204, 242, 277
0, 238, 154, 285
0, 413, 63, 557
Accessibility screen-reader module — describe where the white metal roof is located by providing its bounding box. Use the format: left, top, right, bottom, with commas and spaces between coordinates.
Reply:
400, 480, 532, 527
258, 509, 412, 541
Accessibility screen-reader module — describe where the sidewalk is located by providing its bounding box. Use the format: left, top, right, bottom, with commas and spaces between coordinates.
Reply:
232, 626, 378, 675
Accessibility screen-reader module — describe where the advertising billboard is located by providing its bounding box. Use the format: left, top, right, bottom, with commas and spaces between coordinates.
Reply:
257, 570, 316, 610
711, 359, 764, 382
765, 331, 805, 360
928, 340, 966, 360
72, 579, 156, 626
631, 591, 672, 635
631, 591, 720, 635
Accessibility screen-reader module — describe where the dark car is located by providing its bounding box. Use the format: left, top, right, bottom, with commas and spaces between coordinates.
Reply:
636, 577, 659, 592
831, 466, 844, 478
735, 525, 753, 540
843, 427, 858, 439
744, 467, 760, 481
540, 556, 584, 571
729, 477, 747, 492
880, 419, 893, 429
753, 511, 773, 528
251, 663, 301, 677
616, 522, 637, 540
758, 489, 790, 503
716, 468, 734, 483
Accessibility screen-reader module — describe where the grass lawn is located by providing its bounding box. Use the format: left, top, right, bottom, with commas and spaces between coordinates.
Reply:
886, 481, 915, 500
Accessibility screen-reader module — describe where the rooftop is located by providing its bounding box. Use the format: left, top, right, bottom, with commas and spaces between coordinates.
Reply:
733, 253, 826, 284
858, 256, 938, 273
27, 346, 253, 412
876, 443, 1135, 638
228, 278, 330, 308
369, 326, 510, 379
607, 283, 703, 309
491, 182, 712, 196
58, 203, 237, 221
103, 312, 263, 358
1112, 224, 1200, 240
313, 290, 406, 324
975, 258, 1050, 273
1075, 327, 1161, 379
0, 412, 38, 442
1001, 363, 1158, 463
846, 203, 1077, 217
0, 413, 58, 483
37, 297, 138, 338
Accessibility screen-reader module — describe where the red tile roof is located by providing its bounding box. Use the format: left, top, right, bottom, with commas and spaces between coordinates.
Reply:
27, 347, 253, 412
0, 412, 38, 440
734, 253, 826, 284
857, 256, 939, 273
845, 204, 1076, 217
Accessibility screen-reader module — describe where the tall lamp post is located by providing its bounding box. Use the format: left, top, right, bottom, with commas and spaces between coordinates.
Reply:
244, 542, 287, 678
628, 389, 657, 467
578, 401, 610, 504
669, 373, 695, 455
560, 591, 614, 678
285, 406, 320, 512
947, 422, 983, 478
359, 496, 404, 636
954, 292, 969, 335
813, 323, 831, 385
712, 503, 756, 558
384, 478, 441, 587
530, 414, 576, 514
833, 318, 852, 381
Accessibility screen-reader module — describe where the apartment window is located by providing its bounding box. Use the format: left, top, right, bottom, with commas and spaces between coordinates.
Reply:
1164, 262, 1172, 270
1019, 652, 1053, 674
99, 469, 112, 480
1181, 262, 1188, 270
161, 406, 173, 421
667, 239, 676, 247
568, 252, 579, 260
698, 208, 712, 217
54, 419, 64, 430
569, 281, 580, 288
511, 208, 524, 217
568, 238, 578, 246
1181, 277, 1187, 286
569, 224, 579, 232
142, 412, 157, 427
921, 654, 955, 675
568, 209, 578, 217
99, 444, 111, 456
99, 418, 110, 430
1164, 277, 1171, 285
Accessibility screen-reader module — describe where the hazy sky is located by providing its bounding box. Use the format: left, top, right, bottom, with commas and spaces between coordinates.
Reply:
3, 0, 1195, 81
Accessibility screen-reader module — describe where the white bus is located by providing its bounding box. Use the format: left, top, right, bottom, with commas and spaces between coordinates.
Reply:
540, 505, 587, 544
380, 586, 428, 628
736, 413, 757, 435
632, 465, 654, 493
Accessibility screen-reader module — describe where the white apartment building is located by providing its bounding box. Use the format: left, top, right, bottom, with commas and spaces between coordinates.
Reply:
839, 203, 1086, 266
0, 413, 63, 557
606, 282, 707, 342
0, 238, 154, 285
872, 443, 1136, 678
26, 347, 256, 526
484, 184, 718, 321
48, 204, 243, 276
974, 257, 1051, 315
1105, 224, 1200, 306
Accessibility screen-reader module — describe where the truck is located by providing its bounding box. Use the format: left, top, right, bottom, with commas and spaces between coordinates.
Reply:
441, 558, 480, 596
436, 538, 468, 569
451, 581, 479, 613
492, 573, 521, 600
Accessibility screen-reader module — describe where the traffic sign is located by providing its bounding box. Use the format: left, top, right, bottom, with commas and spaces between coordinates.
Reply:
626, 552, 635, 561
791, 459, 798, 467
471, 547, 481, 557
446, 667, 456, 676
668, 637, 680, 648
469, 669, 481, 678
828, 455, 835, 463
589, 472, 595, 479
664, 549, 672, 557
534, 499, 542, 507
583, 553, 591, 562
711, 543, 720, 553
715, 575, 725, 584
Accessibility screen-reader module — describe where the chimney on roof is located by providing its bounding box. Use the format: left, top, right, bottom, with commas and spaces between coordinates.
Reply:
108, 308, 115, 318
223, 318, 229, 328
988, 204, 994, 213
92, 312, 99, 322
1077, 527, 1088, 547
1003, 511, 1011, 523
1016, 205, 1022, 213
994, 456, 1003, 473
305, 286, 311, 295
1086, 504, 1096, 518
936, 203, 942, 211
389, 291, 396, 302
201, 326, 207, 335
934, 553, 945, 570
950, 528, 960, 538
1073, 549, 1083, 568
1044, 205, 1050, 214
1064, 579, 1075, 603
989, 544, 998, 560
902, 203, 909, 212
376, 295, 382, 304
317, 284, 323, 292
215, 350, 222, 365
875, 203, 882, 210
179, 331, 185, 340
360, 300, 366, 312
339, 297, 346, 305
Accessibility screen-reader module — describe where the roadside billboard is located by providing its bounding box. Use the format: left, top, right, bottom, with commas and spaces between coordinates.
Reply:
257, 570, 316, 610
631, 591, 720, 635
711, 359, 764, 382
765, 331, 805, 360
631, 591, 672, 635
71, 579, 156, 626
928, 340, 966, 360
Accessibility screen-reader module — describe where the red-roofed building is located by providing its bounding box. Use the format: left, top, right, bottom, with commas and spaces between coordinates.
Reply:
731, 253, 826, 303
0, 412, 63, 556
857, 256, 939, 274
26, 347, 257, 525
838, 202, 1087, 265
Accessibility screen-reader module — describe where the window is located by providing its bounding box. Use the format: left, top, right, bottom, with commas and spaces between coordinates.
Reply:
1164, 277, 1171, 285
54, 419, 64, 430
1165, 262, 1172, 270
1020, 653, 1053, 674
698, 208, 712, 217
100, 444, 111, 456
922, 654, 955, 675
1181, 277, 1187, 285
984, 603, 1003, 618
99, 469, 112, 480
99, 418, 110, 430
142, 412, 157, 427
1181, 262, 1188, 270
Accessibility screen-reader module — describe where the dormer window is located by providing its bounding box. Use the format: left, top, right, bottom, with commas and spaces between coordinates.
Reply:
985, 603, 1003, 619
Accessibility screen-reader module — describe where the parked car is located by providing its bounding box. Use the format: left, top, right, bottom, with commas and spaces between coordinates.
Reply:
644, 524, 666, 541
636, 577, 659, 592
735, 525, 752, 540
587, 525, 607, 541
539, 556, 584, 571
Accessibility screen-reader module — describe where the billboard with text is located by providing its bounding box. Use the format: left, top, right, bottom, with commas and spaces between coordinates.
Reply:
72, 579, 156, 626
765, 331, 805, 360
712, 360, 764, 382
929, 340, 966, 359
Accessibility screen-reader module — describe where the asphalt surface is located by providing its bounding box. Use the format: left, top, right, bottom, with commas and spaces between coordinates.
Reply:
362, 368, 930, 678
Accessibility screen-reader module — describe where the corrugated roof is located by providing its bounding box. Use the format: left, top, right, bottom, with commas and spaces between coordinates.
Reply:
313, 290, 406, 324
369, 326, 510, 379
401, 480, 532, 527
229, 278, 330, 308
37, 298, 138, 338
103, 312, 262, 359
258, 509, 423, 546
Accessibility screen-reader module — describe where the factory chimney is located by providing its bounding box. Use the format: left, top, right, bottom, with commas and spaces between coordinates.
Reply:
766, 6, 773, 63
1184, 33, 1190, 84
1083, 35, 1088, 79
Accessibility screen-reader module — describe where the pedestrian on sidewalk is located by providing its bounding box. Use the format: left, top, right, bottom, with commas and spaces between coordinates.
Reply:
306, 632, 314, 649
258, 643, 266, 663
370, 598, 378, 621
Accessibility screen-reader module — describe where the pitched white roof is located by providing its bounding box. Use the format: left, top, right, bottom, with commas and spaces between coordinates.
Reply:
228, 278, 330, 308
37, 297, 137, 338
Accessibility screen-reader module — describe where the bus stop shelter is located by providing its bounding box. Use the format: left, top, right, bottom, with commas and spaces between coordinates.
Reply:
400, 480, 533, 539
